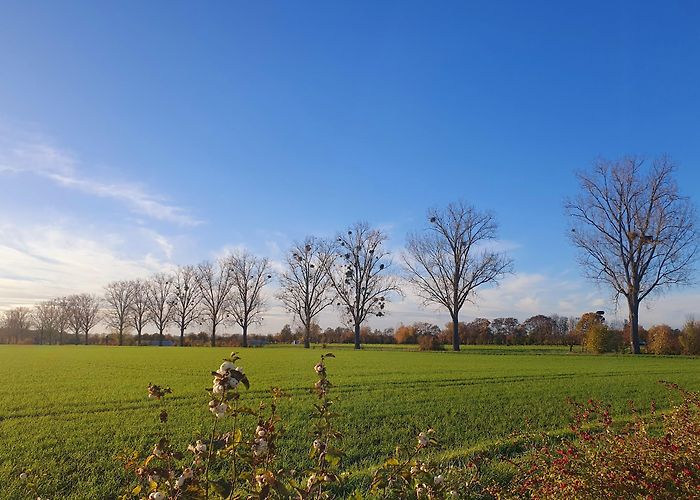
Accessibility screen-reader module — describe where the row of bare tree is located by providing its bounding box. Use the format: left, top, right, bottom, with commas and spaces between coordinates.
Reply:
263, 202, 513, 350
4, 253, 275, 347
2, 201, 513, 350
3, 295, 100, 346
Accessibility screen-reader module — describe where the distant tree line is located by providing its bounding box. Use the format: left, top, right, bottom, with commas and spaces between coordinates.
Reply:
266, 313, 700, 356
269, 315, 586, 348
574, 311, 700, 356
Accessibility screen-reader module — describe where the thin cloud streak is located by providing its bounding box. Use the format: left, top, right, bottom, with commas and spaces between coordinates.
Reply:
0, 138, 201, 226
0, 222, 173, 310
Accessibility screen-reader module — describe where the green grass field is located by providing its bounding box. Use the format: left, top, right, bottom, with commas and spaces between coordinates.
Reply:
0, 345, 698, 499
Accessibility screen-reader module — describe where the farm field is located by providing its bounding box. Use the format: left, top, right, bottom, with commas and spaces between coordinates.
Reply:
0, 345, 698, 499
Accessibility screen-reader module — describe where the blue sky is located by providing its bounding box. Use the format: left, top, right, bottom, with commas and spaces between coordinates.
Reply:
1, 1, 700, 333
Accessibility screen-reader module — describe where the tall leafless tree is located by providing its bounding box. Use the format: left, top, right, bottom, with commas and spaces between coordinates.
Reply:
52, 297, 70, 345
2, 306, 34, 342
104, 280, 135, 346
227, 250, 272, 347
146, 273, 174, 346
278, 237, 335, 348
4, 306, 33, 343
129, 280, 149, 346
170, 265, 202, 346
196, 259, 234, 347
65, 295, 83, 344
403, 202, 512, 351
73, 293, 101, 345
32, 301, 58, 345
327, 222, 401, 349
566, 156, 698, 354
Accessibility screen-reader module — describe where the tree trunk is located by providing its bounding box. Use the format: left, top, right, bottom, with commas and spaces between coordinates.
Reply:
628, 297, 641, 354
452, 315, 460, 352
137, 328, 142, 346
304, 316, 311, 349
84, 329, 89, 345
159, 328, 163, 346
211, 322, 216, 347
59, 329, 63, 345
118, 325, 123, 346
40, 328, 44, 345
354, 323, 361, 350
180, 325, 185, 347
242, 324, 248, 347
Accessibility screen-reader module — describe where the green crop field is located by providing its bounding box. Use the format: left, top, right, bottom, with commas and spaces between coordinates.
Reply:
0, 345, 698, 499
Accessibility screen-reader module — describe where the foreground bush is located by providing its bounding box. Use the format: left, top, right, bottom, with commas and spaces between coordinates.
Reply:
501, 381, 700, 499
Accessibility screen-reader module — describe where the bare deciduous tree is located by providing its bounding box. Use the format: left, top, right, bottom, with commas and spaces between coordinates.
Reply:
73, 293, 101, 345
65, 295, 82, 344
52, 297, 70, 345
3, 306, 32, 330
403, 202, 512, 351
129, 280, 149, 346
32, 301, 58, 345
227, 250, 272, 348
278, 237, 335, 348
327, 222, 401, 349
170, 265, 202, 346
104, 280, 135, 346
197, 259, 234, 347
566, 156, 698, 354
146, 273, 174, 346
4, 306, 33, 343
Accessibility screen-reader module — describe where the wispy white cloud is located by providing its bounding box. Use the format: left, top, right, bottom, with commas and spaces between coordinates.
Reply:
0, 137, 201, 226
0, 221, 173, 310
139, 228, 175, 260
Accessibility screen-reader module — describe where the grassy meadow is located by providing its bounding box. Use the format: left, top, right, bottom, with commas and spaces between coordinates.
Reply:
0, 344, 698, 498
